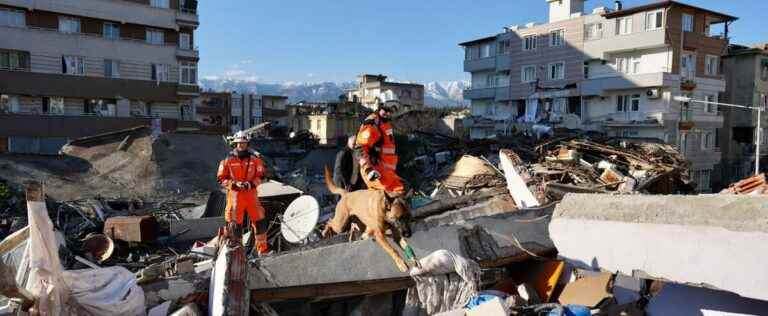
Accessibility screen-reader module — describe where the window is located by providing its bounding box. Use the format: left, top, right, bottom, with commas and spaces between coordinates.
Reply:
761, 59, 768, 81
682, 13, 694, 32
497, 40, 511, 55
701, 131, 712, 150
523, 35, 537, 51
103, 23, 120, 40
681, 53, 695, 79
59, 17, 80, 34
62, 56, 85, 75
0, 50, 30, 71
585, 23, 603, 40
41, 97, 64, 114
548, 62, 565, 80
616, 56, 640, 74
180, 61, 197, 85
0, 8, 25, 27
679, 132, 688, 153
150, 0, 170, 8
705, 55, 719, 75
104, 59, 120, 78
480, 43, 491, 58
616, 94, 640, 112
550, 29, 565, 47
180, 33, 191, 49
552, 98, 567, 113
521, 65, 537, 82
465, 46, 478, 60
704, 94, 717, 113
231, 116, 239, 125
645, 10, 664, 30
146, 29, 164, 45
151, 64, 170, 81
583, 64, 589, 79
616, 17, 633, 35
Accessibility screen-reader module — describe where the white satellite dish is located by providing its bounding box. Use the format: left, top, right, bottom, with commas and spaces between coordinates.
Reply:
281, 195, 320, 243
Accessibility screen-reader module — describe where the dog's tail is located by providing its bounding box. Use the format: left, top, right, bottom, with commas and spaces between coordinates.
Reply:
324, 165, 347, 196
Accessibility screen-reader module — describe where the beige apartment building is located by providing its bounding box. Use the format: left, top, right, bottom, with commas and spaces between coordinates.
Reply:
460, 0, 736, 192
0, 0, 199, 153
348, 74, 425, 112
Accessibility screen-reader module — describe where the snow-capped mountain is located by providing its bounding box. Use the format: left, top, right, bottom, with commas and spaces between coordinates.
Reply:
199, 78, 468, 108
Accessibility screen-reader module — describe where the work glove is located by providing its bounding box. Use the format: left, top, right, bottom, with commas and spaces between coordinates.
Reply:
366, 168, 381, 181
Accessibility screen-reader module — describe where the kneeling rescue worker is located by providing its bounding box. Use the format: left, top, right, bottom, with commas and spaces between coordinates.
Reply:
355, 92, 405, 194
217, 131, 269, 254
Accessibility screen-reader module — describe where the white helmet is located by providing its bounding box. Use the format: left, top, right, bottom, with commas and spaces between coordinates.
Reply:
232, 130, 250, 143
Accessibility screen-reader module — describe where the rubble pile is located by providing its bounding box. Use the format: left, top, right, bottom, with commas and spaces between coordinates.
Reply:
720, 173, 767, 195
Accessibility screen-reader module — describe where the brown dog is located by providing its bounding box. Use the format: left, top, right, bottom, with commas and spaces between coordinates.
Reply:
322, 166, 413, 272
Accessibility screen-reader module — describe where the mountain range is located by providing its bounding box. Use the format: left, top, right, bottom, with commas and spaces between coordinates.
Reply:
199, 78, 469, 107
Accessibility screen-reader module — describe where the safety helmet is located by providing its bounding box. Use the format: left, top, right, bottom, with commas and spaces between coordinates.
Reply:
232, 130, 250, 143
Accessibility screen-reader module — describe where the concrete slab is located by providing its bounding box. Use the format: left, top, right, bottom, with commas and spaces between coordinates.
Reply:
249, 204, 554, 291
551, 194, 768, 301
169, 217, 225, 242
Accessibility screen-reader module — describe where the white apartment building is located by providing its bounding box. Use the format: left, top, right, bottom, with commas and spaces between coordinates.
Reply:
460, 0, 736, 192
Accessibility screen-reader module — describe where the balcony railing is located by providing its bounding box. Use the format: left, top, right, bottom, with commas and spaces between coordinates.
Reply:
21, 26, 182, 49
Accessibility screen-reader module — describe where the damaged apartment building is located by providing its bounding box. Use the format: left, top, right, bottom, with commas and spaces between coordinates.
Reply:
460, 0, 736, 192
0, 0, 200, 154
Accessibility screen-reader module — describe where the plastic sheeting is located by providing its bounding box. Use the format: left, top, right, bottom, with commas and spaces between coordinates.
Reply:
63, 267, 146, 316
403, 250, 481, 316
26, 199, 69, 315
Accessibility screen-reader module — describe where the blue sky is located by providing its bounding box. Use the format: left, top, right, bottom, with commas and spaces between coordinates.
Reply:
197, 0, 767, 84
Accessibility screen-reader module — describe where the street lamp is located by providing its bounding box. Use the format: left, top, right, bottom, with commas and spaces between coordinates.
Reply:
673, 96, 764, 175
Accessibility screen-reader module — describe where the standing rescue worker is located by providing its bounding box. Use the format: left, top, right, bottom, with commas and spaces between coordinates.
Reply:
355, 94, 405, 194
217, 131, 269, 254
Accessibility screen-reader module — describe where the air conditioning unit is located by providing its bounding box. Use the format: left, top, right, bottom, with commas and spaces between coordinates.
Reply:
646, 88, 661, 99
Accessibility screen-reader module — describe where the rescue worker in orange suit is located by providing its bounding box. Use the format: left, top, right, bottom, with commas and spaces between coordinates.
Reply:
355, 99, 405, 194
217, 131, 269, 254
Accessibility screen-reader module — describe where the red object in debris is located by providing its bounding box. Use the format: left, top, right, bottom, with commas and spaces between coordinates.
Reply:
720, 173, 767, 195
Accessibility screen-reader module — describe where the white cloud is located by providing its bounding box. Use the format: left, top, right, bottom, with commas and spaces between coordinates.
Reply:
240, 59, 254, 65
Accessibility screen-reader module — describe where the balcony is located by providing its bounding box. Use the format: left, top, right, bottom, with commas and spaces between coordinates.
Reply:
6, 0, 180, 29
583, 29, 666, 60
600, 112, 665, 128
495, 87, 511, 101
463, 87, 495, 100
464, 57, 496, 72
581, 72, 678, 96
176, 47, 200, 59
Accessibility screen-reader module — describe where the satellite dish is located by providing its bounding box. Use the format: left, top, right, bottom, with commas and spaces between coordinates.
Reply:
281, 195, 320, 243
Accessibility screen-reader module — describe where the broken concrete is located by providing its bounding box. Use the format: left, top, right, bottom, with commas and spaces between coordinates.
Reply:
249, 203, 554, 298
551, 194, 768, 301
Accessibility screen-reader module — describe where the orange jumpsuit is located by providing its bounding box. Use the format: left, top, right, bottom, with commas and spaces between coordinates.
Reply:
355, 114, 404, 193
217, 153, 269, 253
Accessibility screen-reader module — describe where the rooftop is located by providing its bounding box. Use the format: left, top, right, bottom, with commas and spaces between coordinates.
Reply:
603, 0, 738, 22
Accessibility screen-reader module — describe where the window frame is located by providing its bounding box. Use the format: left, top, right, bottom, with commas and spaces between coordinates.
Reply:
701, 131, 712, 150
62, 55, 86, 75
645, 9, 664, 31
521, 65, 537, 83
58, 16, 81, 34
549, 28, 565, 47
146, 28, 165, 45
682, 13, 694, 32
585, 23, 603, 40
104, 59, 120, 78
0, 50, 30, 71
479, 42, 491, 58
0, 8, 26, 28
705, 54, 719, 76
150, 0, 170, 9
522, 35, 538, 51
179, 33, 191, 50
497, 39, 511, 55
548, 62, 565, 80
151, 63, 170, 82
180, 61, 197, 85
616, 17, 633, 35
103, 22, 120, 40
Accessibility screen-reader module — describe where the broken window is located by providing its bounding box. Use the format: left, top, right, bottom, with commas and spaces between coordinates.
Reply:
62, 55, 85, 75
732, 127, 754, 144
